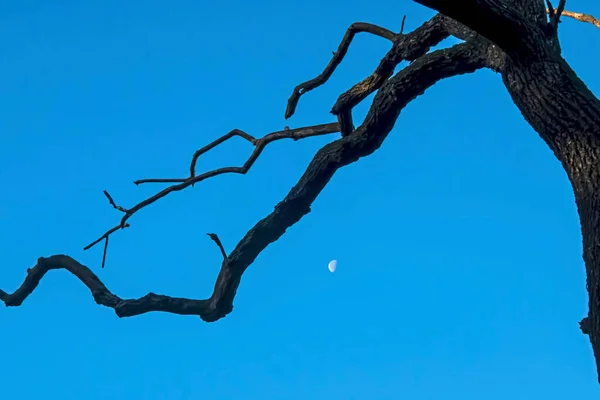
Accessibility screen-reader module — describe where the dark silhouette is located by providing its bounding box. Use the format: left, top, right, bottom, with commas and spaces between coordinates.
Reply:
3, 0, 600, 383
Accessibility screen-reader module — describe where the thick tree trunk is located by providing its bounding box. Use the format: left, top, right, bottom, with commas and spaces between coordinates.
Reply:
502, 56, 600, 376
416, 0, 600, 381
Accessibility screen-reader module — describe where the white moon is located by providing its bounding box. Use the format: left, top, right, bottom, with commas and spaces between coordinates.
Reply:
328, 259, 337, 273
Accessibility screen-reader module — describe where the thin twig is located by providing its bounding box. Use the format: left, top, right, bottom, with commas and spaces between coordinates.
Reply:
103, 190, 128, 213
285, 22, 397, 120
207, 233, 227, 259
102, 236, 109, 268
547, 0, 567, 31
83, 223, 130, 251
84, 123, 340, 252
189, 129, 256, 177
547, 8, 600, 29
329, 15, 451, 118
546, 0, 556, 19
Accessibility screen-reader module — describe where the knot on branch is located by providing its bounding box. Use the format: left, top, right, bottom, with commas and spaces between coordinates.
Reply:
580, 316, 591, 335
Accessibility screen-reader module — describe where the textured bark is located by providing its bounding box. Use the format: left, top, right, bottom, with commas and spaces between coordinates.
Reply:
418, 0, 600, 382
2, 0, 600, 384
503, 53, 600, 378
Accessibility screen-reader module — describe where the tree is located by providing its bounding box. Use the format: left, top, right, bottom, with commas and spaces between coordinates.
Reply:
2, 0, 600, 383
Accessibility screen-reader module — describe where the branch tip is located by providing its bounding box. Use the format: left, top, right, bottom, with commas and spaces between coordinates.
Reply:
103, 190, 128, 213
207, 233, 228, 259
546, 7, 600, 30
101, 236, 109, 269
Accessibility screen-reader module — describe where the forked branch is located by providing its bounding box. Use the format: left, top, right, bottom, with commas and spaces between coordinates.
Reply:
84, 123, 340, 253
1, 38, 487, 321
287, 14, 462, 135
285, 22, 397, 120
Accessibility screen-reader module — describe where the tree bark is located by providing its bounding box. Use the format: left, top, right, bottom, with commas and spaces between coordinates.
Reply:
3, 0, 600, 384
504, 54, 600, 378
418, 0, 600, 382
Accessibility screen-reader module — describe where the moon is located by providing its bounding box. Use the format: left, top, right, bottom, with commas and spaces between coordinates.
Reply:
328, 259, 337, 273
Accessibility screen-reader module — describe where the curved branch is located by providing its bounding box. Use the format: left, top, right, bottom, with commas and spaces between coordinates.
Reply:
1, 42, 486, 321
288, 14, 454, 135
414, 0, 547, 60
331, 14, 452, 119
84, 123, 340, 252
285, 22, 397, 120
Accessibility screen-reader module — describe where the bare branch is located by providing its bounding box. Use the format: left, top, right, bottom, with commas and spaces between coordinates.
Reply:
207, 233, 227, 260
189, 130, 256, 178
103, 190, 128, 214
285, 22, 397, 120
400, 15, 407, 34
83, 223, 130, 251
102, 236, 109, 269
548, 8, 600, 29
330, 15, 453, 123
1, 42, 486, 322
289, 14, 468, 135
84, 123, 340, 252
0, 255, 209, 318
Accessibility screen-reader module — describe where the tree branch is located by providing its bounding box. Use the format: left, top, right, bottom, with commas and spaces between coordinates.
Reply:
330, 14, 452, 129
1, 41, 486, 321
285, 22, 397, 120
83, 123, 340, 254
549, 8, 600, 29
207, 233, 227, 260
288, 15, 458, 135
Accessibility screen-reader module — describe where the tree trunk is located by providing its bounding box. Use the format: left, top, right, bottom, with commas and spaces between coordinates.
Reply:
502, 55, 600, 375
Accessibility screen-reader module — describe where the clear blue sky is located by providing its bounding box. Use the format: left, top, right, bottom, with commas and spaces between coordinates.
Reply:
2, 0, 599, 398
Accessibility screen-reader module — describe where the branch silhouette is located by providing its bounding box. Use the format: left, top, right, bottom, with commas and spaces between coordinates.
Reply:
2, 16, 487, 321
3, 1, 600, 383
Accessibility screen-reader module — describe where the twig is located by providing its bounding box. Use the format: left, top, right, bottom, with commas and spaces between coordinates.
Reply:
207, 233, 227, 259
288, 15, 453, 133
189, 130, 256, 178
103, 190, 128, 214
83, 223, 130, 250
547, 0, 567, 31
84, 123, 340, 252
547, 8, 600, 29
2, 42, 486, 323
102, 236, 109, 268
285, 22, 397, 120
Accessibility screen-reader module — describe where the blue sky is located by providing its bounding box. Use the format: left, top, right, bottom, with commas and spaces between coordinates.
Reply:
1, 0, 599, 398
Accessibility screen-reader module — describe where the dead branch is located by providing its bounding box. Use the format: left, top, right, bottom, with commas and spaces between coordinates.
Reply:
287, 15, 455, 136
207, 233, 227, 260
548, 8, 600, 29
1, 39, 486, 322
83, 123, 340, 253
285, 22, 397, 120
287, 14, 505, 138
330, 15, 452, 129
4, 0, 600, 385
